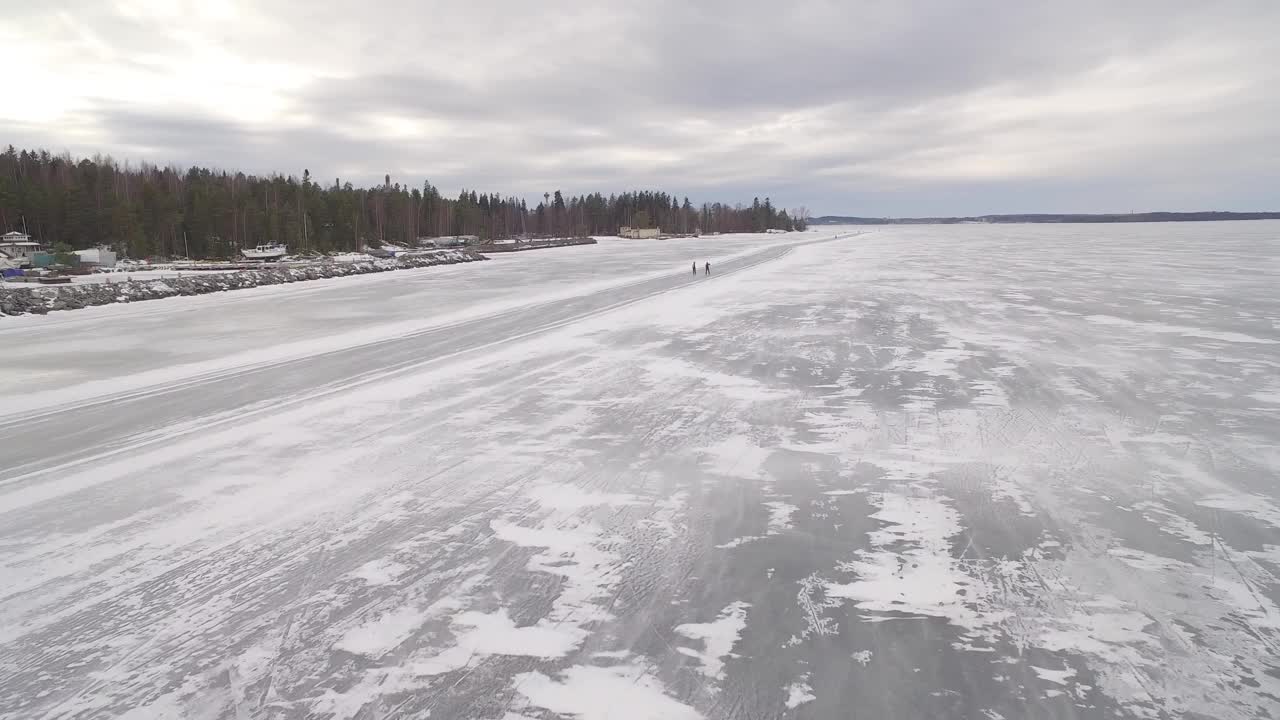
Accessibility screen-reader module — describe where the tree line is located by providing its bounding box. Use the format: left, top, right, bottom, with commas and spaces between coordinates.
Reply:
0, 147, 809, 259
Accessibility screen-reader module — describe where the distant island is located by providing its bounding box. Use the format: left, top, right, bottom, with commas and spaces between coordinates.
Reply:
811, 211, 1280, 225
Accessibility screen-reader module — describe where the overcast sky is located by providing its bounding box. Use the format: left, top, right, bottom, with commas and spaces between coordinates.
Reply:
3, 1, 1277, 215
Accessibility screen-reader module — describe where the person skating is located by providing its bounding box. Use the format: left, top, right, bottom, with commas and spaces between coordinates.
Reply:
692, 262, 697, 276
704, 261, 711, 276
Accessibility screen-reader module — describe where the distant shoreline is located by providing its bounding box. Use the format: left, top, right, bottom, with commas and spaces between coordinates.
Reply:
812, 211, 1280, 225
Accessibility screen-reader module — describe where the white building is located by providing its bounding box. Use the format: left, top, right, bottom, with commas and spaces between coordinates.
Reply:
75, 247, 118, 268
0, 231, 45, 267
618, 226, 660, 239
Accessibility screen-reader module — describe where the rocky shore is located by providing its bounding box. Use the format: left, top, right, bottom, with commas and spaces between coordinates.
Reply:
0, 249, 487, 316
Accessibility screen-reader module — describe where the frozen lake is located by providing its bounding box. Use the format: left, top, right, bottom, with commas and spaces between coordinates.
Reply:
1, 223, 1278, 719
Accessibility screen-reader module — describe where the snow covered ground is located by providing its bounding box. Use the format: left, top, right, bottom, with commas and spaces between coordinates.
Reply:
1, 223, 1278, 719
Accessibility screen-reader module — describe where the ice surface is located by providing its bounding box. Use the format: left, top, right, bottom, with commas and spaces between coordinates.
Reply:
699, 436, 774, 480
4, 223, 1280, 719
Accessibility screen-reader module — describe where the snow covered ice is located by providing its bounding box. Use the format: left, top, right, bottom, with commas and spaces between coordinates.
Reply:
1, 224, 1279, 719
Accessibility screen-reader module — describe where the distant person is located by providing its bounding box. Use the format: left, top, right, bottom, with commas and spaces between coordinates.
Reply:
692, 262, 697, 276
704, 261, 711, 276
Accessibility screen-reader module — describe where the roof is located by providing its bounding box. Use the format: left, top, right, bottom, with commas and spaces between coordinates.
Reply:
0, 240, 42, 247
2, 231, 30, 239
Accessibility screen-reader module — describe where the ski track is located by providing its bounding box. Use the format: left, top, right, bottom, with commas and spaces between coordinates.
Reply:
1, 223, 1279, 719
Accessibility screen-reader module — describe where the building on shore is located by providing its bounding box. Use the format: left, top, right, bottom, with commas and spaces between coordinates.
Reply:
75, 247, 118, 269
427, 235, 478, 248
0, 231, 45, 268
618, 226, 660, 239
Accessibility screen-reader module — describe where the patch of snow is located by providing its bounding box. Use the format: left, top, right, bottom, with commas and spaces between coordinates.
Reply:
888, 340, 976, 380
347, 558, 409, 586
1133, 502, 1213, 546
717, 499, 798, 549
1031, 665, 1078, 685
1037, 606, 1158, 668
515, 664, 703, 720
784, 677, 815, 709
412, 608, 586, 675
716, 535, 766, 549
673, 601, 750, 680
334, 605, 434, 658
699, 436, 773, 480
1106, 547, 1188, 573
825, 489, 1005, 635
489, 517, 621, 629
526, 482, 640, 512
765, 501, 798, 533
1083, 315, 1279, 345
1196, 493, 1280, 529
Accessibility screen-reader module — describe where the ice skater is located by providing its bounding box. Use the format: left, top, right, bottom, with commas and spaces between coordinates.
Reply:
704, 261, 711, 276
692, 261, 697, 276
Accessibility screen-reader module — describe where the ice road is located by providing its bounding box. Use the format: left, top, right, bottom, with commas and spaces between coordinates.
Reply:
1, 224, 1278, 719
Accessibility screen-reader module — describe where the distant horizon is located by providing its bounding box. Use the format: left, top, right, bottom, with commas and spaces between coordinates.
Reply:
813, 210, 1280, 219
5, 144, 1278, 222
810, 211, 1280, 226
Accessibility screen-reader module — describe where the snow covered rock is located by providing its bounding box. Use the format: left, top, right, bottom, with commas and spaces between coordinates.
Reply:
0, 250, 487, 316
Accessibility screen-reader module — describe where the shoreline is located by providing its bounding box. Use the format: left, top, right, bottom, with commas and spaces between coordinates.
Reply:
0, 249, 487, 317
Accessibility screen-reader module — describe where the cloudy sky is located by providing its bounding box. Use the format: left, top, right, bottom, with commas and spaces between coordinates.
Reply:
3, 1, 1277, 215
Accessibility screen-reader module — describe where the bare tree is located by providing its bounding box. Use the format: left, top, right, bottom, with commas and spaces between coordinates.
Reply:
793, 206, 811, 231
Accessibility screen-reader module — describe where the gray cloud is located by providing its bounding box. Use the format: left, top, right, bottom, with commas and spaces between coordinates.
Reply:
3, 0, 1278, 214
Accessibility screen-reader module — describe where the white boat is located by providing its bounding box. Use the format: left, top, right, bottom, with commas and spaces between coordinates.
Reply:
241, 243, 288, 261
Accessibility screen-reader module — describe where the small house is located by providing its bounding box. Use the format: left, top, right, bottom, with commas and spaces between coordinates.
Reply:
0, 231, 45, 268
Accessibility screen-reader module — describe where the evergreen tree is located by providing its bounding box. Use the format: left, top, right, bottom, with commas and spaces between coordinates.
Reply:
0, 146, 802, 257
